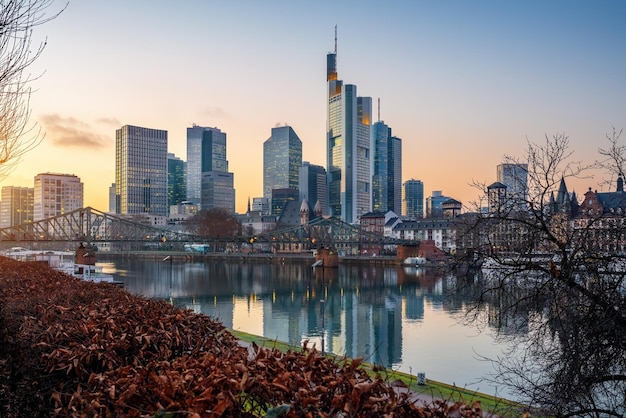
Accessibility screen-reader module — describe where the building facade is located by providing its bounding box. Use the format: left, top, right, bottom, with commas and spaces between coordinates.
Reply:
372, 121, 402, 214
33, 173, 83, 221
403, 179, 424, 219
425, 190, 450, 218
497, 163, 528, 202
263, 125, 302, 203
251, 197, 270, 214
299, 161, 327, 216
201, 171, 235, 212
167, 153, 186, 210
186, 125, 227, 207
0, 186, 33, 227
327, 38, 372, 223
271, 188, 299, 216
115, 125, 168, 216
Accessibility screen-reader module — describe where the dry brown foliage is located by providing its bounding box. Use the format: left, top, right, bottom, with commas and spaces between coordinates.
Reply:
0, 257, 483, 417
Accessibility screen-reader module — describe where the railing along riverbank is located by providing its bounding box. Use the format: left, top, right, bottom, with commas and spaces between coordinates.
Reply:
97, 250, 424, 267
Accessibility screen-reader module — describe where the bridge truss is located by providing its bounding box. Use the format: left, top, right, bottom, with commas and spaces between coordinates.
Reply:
253, 216, 413, 254
0, 207, 200, 245
0, 207, 415, 253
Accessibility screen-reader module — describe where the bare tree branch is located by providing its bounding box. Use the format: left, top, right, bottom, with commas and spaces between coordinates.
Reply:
0, 0, 67, 179
456, 132, 626, 417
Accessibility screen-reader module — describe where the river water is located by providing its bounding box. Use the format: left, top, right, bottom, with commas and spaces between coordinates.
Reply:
100, 257, 519, 399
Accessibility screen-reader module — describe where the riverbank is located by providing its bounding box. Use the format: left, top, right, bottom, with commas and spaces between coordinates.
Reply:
97, 249, 449, 268
0, 256, 498, 417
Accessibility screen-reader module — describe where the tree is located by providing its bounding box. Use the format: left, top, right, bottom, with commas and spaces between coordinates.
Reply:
0, 0, 65, 179
186, 208, 240, 251
454, 133, 626, 417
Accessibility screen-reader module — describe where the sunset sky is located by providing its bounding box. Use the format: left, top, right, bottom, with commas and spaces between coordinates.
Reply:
3, 1, 626, 214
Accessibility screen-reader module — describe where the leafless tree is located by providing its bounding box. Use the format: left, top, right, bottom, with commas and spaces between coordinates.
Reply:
0, 0, 65, 179
455, 132, 626, 417
598, 126, 625, 187
186, 208, 241, 251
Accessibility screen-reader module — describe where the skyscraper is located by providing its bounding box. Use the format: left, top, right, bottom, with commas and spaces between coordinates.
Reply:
263, 125, 302, 202
372, 120, 402, 214
108, 184, 116, 213
185, 125, 235, 212
403, 179, 424, 219
497, 163, 528, 202
299, 161, 328, 216
167, 153, 186, 210
327, 30, 372, 223
0, 186, 33, 227
186, 125, 227, 207
201, 171, 235, 212
33, 173, 83, 220
115, 125, 168, 216
425, 190, 450, 218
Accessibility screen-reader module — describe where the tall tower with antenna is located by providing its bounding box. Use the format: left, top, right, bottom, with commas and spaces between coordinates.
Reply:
326, 27, 372, 223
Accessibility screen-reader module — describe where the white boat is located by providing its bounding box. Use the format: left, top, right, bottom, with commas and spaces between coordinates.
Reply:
403, 256, 427, 266
1, 246, 123, 286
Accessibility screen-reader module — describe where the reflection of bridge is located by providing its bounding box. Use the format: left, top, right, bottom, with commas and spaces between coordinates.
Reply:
0, 207, 416, 251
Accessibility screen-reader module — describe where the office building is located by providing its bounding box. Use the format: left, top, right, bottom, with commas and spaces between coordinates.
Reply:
33, 173, 83, 221
186, 125, 227, 207
263, 125, 302, 201
251, 197, 270, 214
403, 179, 424, 219
201, 171, 235, 212
497, 163, 528, 202
271, 188, 299, 216
326, 31, 372, 223
0, 186, 33, 227
167, 153, 186, 210
425, 190, 451, 218
372, 120, 402, 214
108, 184, 116, 213
299, 161, 327, 216
115, 125, 168, 216
487, 182, 508, 213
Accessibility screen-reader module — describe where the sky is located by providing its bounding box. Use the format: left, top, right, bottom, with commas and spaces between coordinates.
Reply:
3, 0, 626, 214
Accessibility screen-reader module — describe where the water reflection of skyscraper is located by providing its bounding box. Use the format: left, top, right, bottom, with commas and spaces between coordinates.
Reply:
110, 258, 523, 394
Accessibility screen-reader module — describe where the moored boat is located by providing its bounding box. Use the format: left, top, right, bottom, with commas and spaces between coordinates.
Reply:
1, 245, 123, 286
403, 256, 427, 266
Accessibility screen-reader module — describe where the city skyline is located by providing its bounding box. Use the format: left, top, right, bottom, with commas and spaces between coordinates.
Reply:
1, 1, 625, 214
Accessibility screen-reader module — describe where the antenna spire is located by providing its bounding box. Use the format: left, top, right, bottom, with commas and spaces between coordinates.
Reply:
334, 25, 337, 54
378, 98, 380, 122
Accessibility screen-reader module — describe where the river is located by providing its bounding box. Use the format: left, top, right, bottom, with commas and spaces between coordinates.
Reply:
99, 257, 520, 399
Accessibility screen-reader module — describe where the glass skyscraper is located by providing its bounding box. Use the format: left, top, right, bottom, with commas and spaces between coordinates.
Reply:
186, 125, 227, 207
327, 37, 372, 223
0, 186, 33, 227
372, 121, 402, 214
497, 163, 528, 202
425, 190, 450, 218
263, 125, 302, 202
403, 179, 424, 219
167, 153, 186, 210
186, 125, 235, 212
299, 161, 328, 216
115, 125, 168, 216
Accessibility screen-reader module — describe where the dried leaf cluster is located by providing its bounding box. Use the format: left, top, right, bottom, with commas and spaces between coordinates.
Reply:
0, 257, 483, 417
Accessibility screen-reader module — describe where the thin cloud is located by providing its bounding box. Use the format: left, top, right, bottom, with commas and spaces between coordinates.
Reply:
199, 106, 229, 119
40, 114, 112, 149
95, 117, 121, 127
